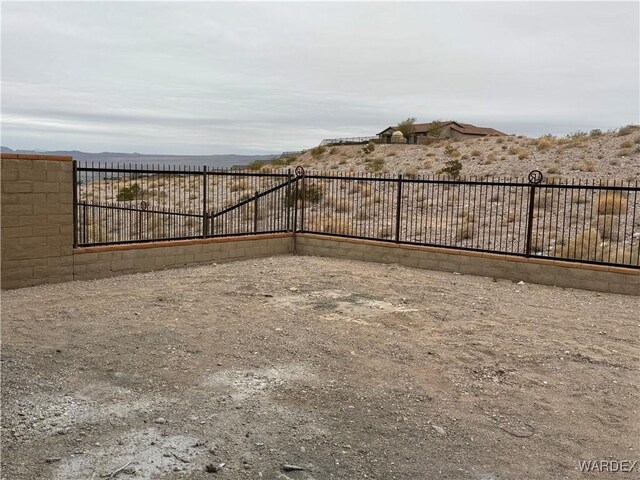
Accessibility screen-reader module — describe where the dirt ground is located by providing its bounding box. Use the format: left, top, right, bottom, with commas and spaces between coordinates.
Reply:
1, 255, 638, 479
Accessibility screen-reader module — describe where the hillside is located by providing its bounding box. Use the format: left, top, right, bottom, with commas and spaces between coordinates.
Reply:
277, 126, 640, 181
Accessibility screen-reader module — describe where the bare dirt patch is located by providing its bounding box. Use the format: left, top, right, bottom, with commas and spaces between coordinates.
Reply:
1, 256, 638, 479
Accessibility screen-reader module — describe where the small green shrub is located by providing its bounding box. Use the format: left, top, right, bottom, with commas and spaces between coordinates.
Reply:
284, 184, 323, 207
361, 141, 376, 154
117, 183, 142, 201
440, 159, 462, 179
589, 129, 602, 136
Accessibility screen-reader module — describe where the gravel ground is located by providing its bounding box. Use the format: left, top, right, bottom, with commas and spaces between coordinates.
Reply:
1, 255, 639, 479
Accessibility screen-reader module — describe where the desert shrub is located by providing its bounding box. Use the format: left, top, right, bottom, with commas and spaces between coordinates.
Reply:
471, 149, 482, 157
589, 129, 603, 137
634, 135, 640, 144
620, 140, 633, 149
554, 229, 600, 261
617, 125, 639, 136
378, 226, 393, 239
322, 217, 349, 235
361, 141, 376, 154
508, 145, 518, 155
444, 145, 461, 158
285, 184, 323, 207
536, 138, 554, 151
597, 215, 621, 241
117, 183, 141, 201
247, 160, 265, 171
440, 159, 462, 179
271, 156, 297, 167
567, 130, 588, 139
547, 166, 560, 174
329, 147, 339, 154
310, 146, 327, 158
365, 157, 385, 173
596, 192, 627, 215
578, 160, 596, 172
517, 149, 530, 160
616, 148, 633, 157
456, 219, 475, 241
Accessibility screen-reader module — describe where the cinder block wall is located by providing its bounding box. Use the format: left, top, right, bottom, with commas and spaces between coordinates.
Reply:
296, 234, 640, 295
1, 154, 74, 288
73, 234, 294, 281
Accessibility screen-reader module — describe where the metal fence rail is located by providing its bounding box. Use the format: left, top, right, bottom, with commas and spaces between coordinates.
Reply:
74, 162, 640, 268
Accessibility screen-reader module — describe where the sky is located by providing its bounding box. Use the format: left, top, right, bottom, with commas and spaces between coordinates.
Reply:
1, 1, 639, 155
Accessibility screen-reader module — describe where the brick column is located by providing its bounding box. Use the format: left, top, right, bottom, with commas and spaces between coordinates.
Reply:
1, 154, 74, 288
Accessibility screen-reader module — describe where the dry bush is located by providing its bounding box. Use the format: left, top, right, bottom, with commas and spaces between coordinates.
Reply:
596, 215, 622, 241
334, 199, 350, 213
616, 148, 633, 157
605, 245, 640, 265
554, 229, 600, 261
579, 160, 596, 172
471, 149, 482, 157
378, 226, 393, 238
356, 208, 371, 221
617, 125, 640, 136
536, 138, 554, 151
517, 149, 530, 160
595, 192, 627, 215
322, 218, 350, 235
424, 159, 434, 170
456, 219, 475, 240
620, 140, 633, 149
547, 166, 560, 174
508, 145, 518, 155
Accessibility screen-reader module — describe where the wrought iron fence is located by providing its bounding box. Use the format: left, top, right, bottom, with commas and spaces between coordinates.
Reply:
74, 162, 640, 268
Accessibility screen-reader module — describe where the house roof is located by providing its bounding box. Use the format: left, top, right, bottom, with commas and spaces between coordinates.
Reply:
451, 123, 506, 136
378, 121, 506, 136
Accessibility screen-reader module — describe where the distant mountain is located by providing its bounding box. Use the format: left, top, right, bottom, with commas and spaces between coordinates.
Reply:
0, 147, 278, 169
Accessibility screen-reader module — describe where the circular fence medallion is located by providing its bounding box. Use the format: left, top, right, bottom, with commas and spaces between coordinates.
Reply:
528, 170, 543, 184
140, 200, 148, 210
295, 166, 305, 177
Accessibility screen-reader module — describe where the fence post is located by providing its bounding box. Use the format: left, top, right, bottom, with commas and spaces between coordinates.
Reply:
72, 160, 78, 247
525, 170, 543, 256
395, 174, 403, 243
202, 166, 208, 237
253, 190, 259, 232
286, 169, 292, 232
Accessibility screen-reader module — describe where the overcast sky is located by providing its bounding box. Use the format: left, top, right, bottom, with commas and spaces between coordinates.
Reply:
2, 1, 639, 155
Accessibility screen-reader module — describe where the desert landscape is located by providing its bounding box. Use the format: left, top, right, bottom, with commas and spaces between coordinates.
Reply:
75, 127, 640, 266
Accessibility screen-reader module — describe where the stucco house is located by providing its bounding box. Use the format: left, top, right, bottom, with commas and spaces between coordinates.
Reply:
377, 121, 507, 144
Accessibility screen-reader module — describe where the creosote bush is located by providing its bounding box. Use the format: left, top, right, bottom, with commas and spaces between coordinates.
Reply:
362, 141, 376, 154
284, 184, 323, 207
595, 192, 627, 215
117, 183, 142, 201
440, 159, 462, 179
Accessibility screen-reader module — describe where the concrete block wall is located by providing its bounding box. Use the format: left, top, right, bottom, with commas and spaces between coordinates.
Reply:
73, 234, 294, 281
1, 154, 74, 288
296, 234, 640, 295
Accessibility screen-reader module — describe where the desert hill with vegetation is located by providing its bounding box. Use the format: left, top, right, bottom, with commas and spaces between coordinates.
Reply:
262, 125, 640, 181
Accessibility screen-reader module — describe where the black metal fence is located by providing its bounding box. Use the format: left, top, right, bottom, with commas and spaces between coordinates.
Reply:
74, 162, 640, 268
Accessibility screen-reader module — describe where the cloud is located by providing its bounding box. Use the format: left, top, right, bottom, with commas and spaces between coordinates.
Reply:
1, 1, 638, 154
